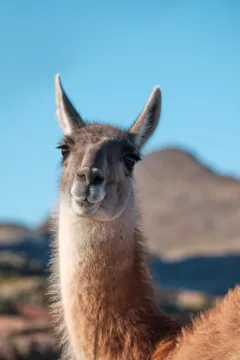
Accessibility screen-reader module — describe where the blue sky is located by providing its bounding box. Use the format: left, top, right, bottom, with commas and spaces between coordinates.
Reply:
1, 0, 239, 227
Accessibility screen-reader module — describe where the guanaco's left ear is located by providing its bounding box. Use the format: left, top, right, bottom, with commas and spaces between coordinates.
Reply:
128, 86, 161, 148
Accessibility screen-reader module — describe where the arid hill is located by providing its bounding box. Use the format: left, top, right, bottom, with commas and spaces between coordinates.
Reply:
0, 223, 31, 243
135, 147, 240, 259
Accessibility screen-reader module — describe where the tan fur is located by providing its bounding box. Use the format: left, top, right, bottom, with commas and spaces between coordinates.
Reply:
50, 74, 240, 360
156, 286, 240, 360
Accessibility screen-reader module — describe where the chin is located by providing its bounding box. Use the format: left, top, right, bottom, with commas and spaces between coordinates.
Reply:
91, 207, 126, 222
71, 198, 100, 217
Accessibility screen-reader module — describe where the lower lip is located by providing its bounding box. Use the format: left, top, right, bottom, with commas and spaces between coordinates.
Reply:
71, 198, 100, 216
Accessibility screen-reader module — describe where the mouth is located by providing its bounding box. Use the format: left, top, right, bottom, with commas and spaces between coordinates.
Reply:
71, 197, 101, 217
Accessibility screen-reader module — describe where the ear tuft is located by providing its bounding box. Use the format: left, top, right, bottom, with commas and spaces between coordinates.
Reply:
128, 86, 162, 148
55, 73, 85, 135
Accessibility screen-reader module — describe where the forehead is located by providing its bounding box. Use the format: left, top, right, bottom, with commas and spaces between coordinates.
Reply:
66, 124, 135, 151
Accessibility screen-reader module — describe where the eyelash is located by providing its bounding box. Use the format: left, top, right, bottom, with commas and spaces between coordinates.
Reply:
56, 145, 141, 170
57, 144, 70, 161
123, 154, 141, 171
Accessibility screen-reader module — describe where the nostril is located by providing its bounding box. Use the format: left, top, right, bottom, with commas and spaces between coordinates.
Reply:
77, 172, 86, 182
91, 168, 104, 186
91, 175, 104, 186
76, 167, 89, 182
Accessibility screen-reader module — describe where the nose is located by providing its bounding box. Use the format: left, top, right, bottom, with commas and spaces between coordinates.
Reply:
76, 167, 104, 186
72, 167, 105, 204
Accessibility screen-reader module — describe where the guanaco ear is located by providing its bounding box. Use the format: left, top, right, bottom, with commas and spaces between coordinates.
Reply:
55, 73, 86, 135
128, 86, 161, 148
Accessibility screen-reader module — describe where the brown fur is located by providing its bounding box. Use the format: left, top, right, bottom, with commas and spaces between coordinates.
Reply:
49, 215, 182, 360
68, 231, 181, 360
152, 338, 179, 360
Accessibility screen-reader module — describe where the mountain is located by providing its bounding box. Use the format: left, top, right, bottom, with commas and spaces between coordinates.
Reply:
0, 223, 31, 243
135, 147, 240, 259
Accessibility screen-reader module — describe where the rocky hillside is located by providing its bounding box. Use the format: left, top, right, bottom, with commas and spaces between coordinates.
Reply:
135, 147, 240, 259
0, 223, 31, 243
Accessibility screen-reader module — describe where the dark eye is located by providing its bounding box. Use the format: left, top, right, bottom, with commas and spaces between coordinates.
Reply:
123, 154, 141, 171
57, 144, 70, 161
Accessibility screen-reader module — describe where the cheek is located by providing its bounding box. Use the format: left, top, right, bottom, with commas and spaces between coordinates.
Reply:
102, 178, 132, 207
61, 169, 75, 195
103, 183, 120, 208
61, 156, 82, 191
94, 178, 133, 220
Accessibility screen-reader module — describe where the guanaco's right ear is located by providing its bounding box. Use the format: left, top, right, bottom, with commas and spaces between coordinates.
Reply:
55, 74, 86, 135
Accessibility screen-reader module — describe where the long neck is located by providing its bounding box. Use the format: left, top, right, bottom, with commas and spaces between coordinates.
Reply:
55, 201, 178, 360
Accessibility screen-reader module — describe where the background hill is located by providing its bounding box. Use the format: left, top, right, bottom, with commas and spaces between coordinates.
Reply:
136, 148, 240, 258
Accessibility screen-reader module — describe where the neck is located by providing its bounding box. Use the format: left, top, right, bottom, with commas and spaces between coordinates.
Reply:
52, 200, 178, 360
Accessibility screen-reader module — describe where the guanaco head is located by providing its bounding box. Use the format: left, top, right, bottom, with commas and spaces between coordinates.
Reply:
55, 74, 161, 221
